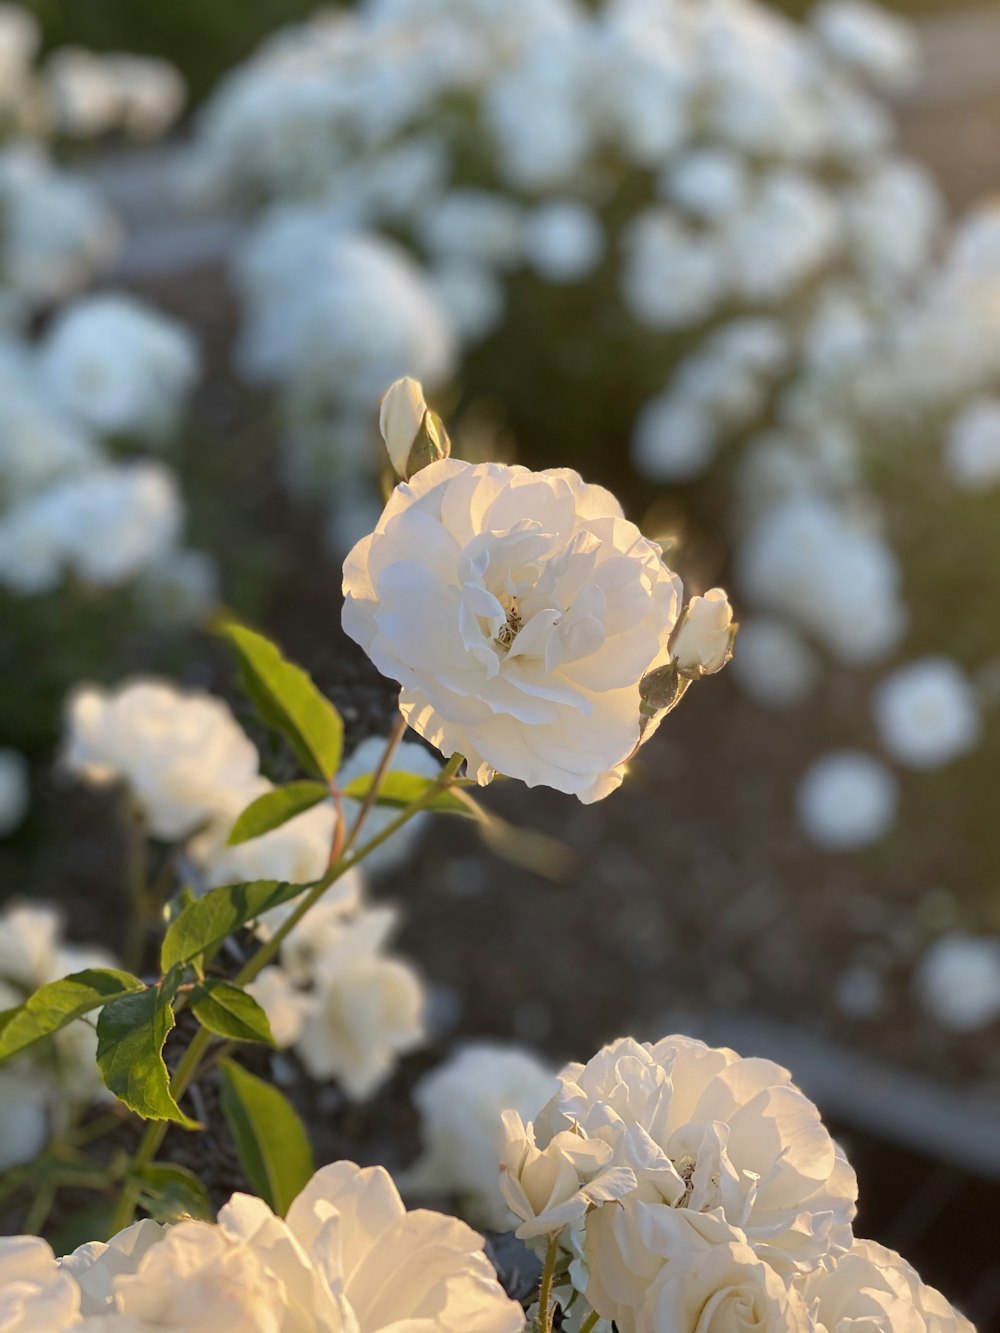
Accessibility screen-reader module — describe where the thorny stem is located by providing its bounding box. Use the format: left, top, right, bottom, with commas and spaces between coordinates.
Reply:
537, 1235, 560, 1333
109, 751, 465, 1235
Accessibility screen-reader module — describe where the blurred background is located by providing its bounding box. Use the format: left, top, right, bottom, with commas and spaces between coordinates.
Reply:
2, 0, 1000, 1322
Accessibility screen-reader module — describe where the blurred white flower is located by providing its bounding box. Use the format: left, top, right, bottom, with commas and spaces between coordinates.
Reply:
739, 496, 904, 665
405, 1042, 557, 1229
37, 294, 199, 442
797, 750, 898, 850
630, 393, 717, 483
0, 902, 120, 1160
62, 679, 260, 841
343, 456, 690, 802
420, 190, 523, 270
0, 748, 28, 836
812, 1, 920, 91
944, 398, 1000, 491
915, 933, 1000, 1032
729, 617, 820, 709
0, 1236, 81, 1332
661, 148, 748, 222
621, 210, 723, 330
337, 734, 442, 875
804, 1237, 974, 1332
873, 657, 981, 770
523, 200, 604, 283
250, 883, 426, 1101
0, 144, 119, 315
295, 907, 425, 1099
189, 778, 336, 889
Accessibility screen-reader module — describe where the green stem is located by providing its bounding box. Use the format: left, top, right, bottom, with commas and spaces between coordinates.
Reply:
24, 1182, 56, 1236
579, 1312, 600, 1333
537, 1234, 560, 1333
109, 753, 465, 1234
340, 713, 407, 859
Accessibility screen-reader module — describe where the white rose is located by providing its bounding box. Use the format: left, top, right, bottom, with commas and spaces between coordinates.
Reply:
37, 293, 198, 442
499, 1109, 636, 1240
62, 679, 261, 841
405, 1042, 557, 1230
0, 1236, 81, 1332
536, 1036, 856, 1278
285, 1161, 525, 1331
797, 751, 898, 850
635, 1211, 812, 1333
379, 376, 450, 481
671, 589, 736, 677
62, 1220, 165, 1317
342, 458, 688, 802
805, 1238, 974, 1332
914, 932, 1000, 1032
872, 657, 981, 770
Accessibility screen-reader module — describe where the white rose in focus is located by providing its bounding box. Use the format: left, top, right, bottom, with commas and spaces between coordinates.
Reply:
499, 1110, 636, 1240
635, 1211, 812, 1333
342, 458, 688, 801
0, 1236, 81, 1332
671, 588, 736, 677
379, 376, 449, 481
804, 1238, 974, 1332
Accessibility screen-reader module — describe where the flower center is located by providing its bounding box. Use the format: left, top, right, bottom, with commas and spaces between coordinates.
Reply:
494, 598, 522, 655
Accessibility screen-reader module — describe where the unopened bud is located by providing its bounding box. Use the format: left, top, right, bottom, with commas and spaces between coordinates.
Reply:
671, 588, 737, 679
379, 377, 451, 481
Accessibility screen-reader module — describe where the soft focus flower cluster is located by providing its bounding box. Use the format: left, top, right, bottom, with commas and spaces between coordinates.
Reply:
0, 901, 119, 1170
0, 295, 207, 604
0, 5, 185, 142
496, 1032, 974, 1332
247, 876, 426, 1101
0, 13, 206, 616
61, 677, 441, 1099
0, 1160, 525, 1330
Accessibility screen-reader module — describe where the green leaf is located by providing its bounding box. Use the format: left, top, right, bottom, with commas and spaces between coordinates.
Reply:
341, 771, 472, 817
218, 619, 343, 780
192, 980, 275, 1045
219, 1059, 313, 1216
0, 969, 144, 1061
132, 1163, 213, 1222
160, 880, 309, 974
227, 781, 329, 846
96, 986, 198, 1128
